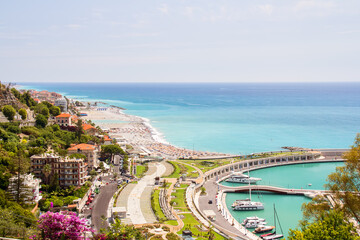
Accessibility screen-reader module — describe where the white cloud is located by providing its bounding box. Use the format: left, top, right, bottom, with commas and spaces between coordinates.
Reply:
107, 32, 159, 38
0, 33, 32, 40
66, 24, 82, 29
337, 30, 360, 34
258, 4, 273, 16
158, 4, 169, 14
184, 6, 194, 17
295, 0, 336, 12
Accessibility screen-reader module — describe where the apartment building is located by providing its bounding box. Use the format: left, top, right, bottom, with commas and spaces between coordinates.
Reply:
30, 154, 88, 187
67, 143, 99, 169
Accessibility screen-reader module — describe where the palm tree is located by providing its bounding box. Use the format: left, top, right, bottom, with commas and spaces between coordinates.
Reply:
43, 164, 52, 184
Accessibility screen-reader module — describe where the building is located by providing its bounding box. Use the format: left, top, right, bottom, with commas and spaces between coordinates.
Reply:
103, 135, 112, 145
8, 174, 42, 204
67, 143, 99, 169
82, 123, 97, 135
30, 154, 88, 187
55, 113, 72, 126
54, 98, 68, 112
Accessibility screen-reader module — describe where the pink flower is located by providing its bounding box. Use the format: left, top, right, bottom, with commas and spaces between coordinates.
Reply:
36, 211, 94, 240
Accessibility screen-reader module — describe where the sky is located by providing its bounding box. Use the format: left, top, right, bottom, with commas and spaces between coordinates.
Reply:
0, 1, 360, 83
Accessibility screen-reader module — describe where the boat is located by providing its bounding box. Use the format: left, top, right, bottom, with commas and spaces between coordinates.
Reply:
241, 216, 266, 225
245, 220, 267, 229
262, 234, 284, 240
232, 200, 264, 211
254, 225, 275, 233
261, 204, 284, 240
261, 232, 275, 238
232, 171, 264, 211
225, 172, 262, 184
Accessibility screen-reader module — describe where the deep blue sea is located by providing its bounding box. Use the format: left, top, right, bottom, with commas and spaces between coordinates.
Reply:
18, 82, 360, 154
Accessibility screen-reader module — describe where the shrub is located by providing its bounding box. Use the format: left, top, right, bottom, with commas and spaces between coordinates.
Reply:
2, 105, 16, 121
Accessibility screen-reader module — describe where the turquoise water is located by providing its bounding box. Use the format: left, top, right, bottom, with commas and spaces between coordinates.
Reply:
221, 162, 344, 189
226, 193, 309, 239
18, 82, 360, 154
224, 162, 344, 238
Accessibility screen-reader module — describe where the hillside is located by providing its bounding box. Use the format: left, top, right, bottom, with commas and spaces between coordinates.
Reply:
0, 83, 26, 109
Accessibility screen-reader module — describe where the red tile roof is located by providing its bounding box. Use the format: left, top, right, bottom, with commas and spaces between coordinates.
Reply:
68, 143, 96, 151
83, 123, 96, 131
104, 135, 111, 141
56, 113, 71, 118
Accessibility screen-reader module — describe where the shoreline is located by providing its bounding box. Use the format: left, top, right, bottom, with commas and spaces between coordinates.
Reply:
78, 105, 230, 159
15, 82, 230, 159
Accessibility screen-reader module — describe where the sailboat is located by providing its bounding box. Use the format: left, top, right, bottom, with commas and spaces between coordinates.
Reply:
261, 204, 284, 240
232, 169, 264, 211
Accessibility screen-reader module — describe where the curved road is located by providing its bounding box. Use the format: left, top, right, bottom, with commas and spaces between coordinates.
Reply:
127, 162, 166, 224
91, 174, 117, 231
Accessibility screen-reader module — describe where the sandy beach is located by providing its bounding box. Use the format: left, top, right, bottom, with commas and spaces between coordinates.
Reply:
78, 106, 229, 160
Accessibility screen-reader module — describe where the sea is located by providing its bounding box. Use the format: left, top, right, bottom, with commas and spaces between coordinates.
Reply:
18, 82, 359, 237
18, 82, 360, 154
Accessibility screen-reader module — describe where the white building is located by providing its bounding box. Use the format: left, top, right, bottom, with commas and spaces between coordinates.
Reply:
8, 174, 42, 204
54, 98, 68, 112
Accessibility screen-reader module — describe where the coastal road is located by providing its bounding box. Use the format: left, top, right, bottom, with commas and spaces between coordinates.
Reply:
126, 162, 166, 224
91, 174, 117, 231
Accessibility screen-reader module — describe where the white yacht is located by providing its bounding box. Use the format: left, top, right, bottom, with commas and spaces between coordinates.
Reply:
244, 220, 268, 229
231, 171, 264, 211
225, 172, 261, 184
232, 200, 264, 211
241, 216, 266, 225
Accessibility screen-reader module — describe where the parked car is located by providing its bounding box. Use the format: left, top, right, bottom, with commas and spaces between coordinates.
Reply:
91, 193, 95, 198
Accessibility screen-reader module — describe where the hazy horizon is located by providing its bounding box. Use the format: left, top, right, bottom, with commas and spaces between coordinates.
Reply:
1, 1, 360, 83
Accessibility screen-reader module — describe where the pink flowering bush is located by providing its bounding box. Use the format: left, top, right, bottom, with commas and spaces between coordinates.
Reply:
32, 211, 93, 240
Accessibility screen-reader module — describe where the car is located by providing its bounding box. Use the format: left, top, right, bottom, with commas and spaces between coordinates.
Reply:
91, 193, 95, 198
208, 200, 213, 204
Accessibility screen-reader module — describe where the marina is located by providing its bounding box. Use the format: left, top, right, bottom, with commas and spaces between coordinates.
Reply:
224, 161, 344, 238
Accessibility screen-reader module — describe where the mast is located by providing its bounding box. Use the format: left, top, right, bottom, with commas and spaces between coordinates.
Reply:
248, 168, 251, 201
273, 204, 276, 234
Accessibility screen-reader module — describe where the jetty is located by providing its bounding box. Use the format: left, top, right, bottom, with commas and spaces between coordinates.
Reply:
220, 185, 329, 196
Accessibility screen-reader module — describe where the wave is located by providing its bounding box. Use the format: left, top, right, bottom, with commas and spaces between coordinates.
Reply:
139, 117, 169, 145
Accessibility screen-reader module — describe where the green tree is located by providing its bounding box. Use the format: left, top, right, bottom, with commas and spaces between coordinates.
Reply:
18, 108, 27, 120
49, 106, 61, 116
100, 144, 128, 171
288, 210, 359, 240
41, 107, 49, 119
49, 172, 60, 192
13, 152, 30, 203
2, 105, 16, 121
75, 119, 83, 142
10, 88, 21, 99
43, 164, 52, 185
99, 161, 105, 171
325, 134, 360, 223
34, 104, 49, 118
19, 91, 37, 108
35, 114, 48, 128
41, 101, 53, 109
